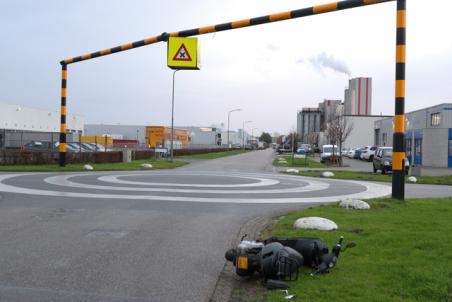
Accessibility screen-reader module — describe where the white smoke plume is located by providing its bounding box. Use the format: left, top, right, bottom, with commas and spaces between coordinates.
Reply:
307, 52, 352, 77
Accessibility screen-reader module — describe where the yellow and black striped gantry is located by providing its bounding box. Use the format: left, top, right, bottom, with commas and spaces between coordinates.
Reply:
59, 64, 67, 165
58, 0, 406, 199
59, 0, 394, 66
392, 0, 406, 199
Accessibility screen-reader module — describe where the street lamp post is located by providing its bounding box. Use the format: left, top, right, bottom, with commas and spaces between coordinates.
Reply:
170, 69, 180, 161
251, 128, 259, 140
242, 120, 252, 149
227, 108, 241, 150
252, 128, 259, 150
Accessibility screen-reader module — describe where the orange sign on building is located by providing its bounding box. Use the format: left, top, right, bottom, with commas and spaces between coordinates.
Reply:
145, 126, 190, 148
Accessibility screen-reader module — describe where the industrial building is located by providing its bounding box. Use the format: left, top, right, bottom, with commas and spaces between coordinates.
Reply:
374, 103, 452, 168
0, 102, 84, 148
297, 100, 342, 145
319, 99, 342, 122
181, 126, 222, 147
84, 124, 146, 142
221, 130, 242, 146
342, 115, 391, 149
297, 108, 321, 146
84, 124, 226, 149
344, 77, 372, 116
297, 77, 375, 148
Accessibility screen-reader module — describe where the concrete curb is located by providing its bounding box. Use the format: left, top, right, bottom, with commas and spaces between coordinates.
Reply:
209, 215, 272, 302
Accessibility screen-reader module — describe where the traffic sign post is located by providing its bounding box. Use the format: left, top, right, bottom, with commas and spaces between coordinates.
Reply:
167, 37, 200, 161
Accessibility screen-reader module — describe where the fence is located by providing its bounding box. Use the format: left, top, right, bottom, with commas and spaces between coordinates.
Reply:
0, 130, 61, 149
0, 148, 232, 165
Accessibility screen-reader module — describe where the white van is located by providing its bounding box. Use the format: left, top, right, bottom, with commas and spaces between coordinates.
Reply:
320, 145, 340, 163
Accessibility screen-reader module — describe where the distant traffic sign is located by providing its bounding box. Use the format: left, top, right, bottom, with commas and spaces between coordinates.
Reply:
167, 37, 200, 70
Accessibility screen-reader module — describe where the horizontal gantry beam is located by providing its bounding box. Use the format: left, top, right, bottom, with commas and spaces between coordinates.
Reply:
60, 0, 394, 65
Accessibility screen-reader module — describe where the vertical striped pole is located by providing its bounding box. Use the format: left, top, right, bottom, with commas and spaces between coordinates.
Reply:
392, 0, 406, 199
59, 64, 67, 167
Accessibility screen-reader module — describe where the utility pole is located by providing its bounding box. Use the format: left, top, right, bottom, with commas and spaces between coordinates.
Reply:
242, 120, 252, 149
227, 109, 241, 150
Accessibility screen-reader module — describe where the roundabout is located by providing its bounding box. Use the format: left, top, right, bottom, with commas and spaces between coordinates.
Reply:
0, 150, 396, 302
0, 171, 391, 203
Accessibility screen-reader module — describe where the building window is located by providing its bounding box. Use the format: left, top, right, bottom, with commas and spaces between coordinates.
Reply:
431, 113, 441, 126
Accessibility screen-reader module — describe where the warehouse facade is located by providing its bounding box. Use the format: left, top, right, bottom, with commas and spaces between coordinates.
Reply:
374, 103, 452, 167
0, 102, 84, 148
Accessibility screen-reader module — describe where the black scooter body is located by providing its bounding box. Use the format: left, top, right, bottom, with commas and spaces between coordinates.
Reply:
264, 237, 329, 268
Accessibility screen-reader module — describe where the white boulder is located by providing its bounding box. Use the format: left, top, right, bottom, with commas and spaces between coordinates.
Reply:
407, 176, 417, 183
293, 217, 338, 231
83, 164, 94, 171
339, 199, 370, 210
141, 163, 153, 169
321, 171, 335, 178
286, 169, 299, 173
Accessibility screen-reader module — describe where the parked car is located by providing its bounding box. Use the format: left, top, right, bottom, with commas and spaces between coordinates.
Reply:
21, 141, 54, 152
81, 142, 98, 152
373, 147, 410, 175
295, 148, 306, 158
347, 148, 356, 159
300, 144, 312, 154
277, 144, 291, 154
354, 148, 363, 159
359, 146, 371, 160
341, 148, 349, 156
320, 145, 340, 163
85, 142, 113, 152
54, 142, 79, 152
362, 146, 378, 162
67, 142, 95, 152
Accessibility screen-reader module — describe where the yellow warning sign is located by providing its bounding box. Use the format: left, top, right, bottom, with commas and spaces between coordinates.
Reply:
167, 37, 200, 70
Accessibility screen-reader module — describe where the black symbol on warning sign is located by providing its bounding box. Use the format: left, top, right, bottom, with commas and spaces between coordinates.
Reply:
173, 43, 192, 61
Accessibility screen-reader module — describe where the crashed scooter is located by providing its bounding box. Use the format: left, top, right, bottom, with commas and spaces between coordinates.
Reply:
225, 235, 356, 288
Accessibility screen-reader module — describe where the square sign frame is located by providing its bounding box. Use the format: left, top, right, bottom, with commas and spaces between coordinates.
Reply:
167, 37, 200, 70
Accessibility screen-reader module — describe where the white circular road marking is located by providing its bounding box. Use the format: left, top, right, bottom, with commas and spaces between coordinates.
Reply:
0, 172, 391, 204
43, 174, 329, 194
97, 173, 280, 187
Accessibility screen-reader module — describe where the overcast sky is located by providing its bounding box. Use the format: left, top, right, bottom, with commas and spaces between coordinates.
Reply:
1, 0, 451, 135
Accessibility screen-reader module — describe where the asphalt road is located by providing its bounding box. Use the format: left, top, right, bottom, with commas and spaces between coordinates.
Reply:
0, 149, 444, 302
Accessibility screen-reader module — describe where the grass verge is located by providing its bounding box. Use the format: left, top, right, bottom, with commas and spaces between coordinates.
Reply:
285, 170, 452, 185
273, 155, 326, 168
263, 198, 452, 302
0, 159, 188, 172
177, 149, 250, 159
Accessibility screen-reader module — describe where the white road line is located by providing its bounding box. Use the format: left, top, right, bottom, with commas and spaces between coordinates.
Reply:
43, 174, 329, 194
97, 174, 280, 187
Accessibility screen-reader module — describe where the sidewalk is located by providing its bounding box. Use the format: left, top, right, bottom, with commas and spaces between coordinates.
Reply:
274, 154, 452, 177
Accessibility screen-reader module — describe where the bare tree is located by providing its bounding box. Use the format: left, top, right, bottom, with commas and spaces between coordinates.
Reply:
287, 131, 300, 152
326, 114, 354, 166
